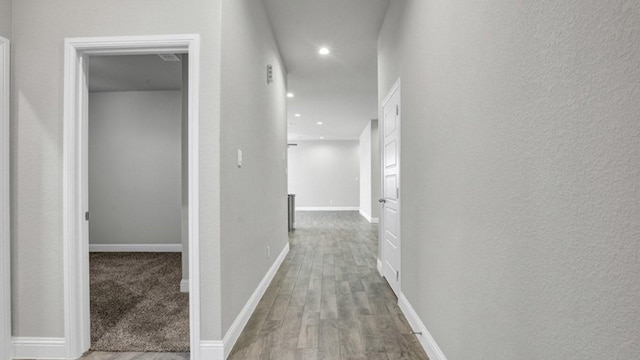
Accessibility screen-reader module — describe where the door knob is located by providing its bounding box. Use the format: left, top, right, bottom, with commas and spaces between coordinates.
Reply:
378, 198, 386, 203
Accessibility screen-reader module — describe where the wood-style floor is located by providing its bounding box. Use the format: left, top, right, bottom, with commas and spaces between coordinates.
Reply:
82, 211, 428, 360
227, 211, 428, 360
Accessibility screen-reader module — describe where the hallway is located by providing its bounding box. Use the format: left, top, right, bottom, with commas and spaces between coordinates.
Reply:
228, 211, 428, 360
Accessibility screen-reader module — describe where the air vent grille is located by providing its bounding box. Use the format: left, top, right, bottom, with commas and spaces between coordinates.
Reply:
158, 54, 181, 62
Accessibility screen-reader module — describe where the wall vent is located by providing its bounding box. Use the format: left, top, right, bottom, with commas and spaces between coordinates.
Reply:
158, 54, 181, 62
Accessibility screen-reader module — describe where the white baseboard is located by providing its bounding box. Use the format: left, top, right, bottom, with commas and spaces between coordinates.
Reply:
222, 242, 290, 358
376, 258, 383, 276
398, 293, 448, 360
180, 279, 189, 293
200, 340, 224, 360
12, 337, 66, 359
296, 207, 359, 211
359, 210, 379, 224
89, 244, 182, 252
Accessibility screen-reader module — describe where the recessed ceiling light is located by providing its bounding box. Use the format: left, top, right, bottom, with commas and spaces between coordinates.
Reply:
320, 136, 325, 139
294, 113, 301, 117
316, 121, 323, 125
318, 47, 330, 55
287, 92, 295, 98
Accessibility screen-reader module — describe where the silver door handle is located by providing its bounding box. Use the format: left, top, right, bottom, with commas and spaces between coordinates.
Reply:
378, 198, 386, 203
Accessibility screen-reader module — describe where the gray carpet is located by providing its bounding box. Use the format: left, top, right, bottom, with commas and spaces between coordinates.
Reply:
90, 252, 189, 352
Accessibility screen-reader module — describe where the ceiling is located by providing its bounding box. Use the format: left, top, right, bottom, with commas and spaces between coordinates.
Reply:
88, 1, 390, 140
89, 54, 182, 92
263, 0, 390, 141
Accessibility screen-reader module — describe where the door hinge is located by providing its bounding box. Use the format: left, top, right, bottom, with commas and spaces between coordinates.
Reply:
396, 187, 399, 199
85, 211, 89, 221
396, 270, 399, 281
396, 105, 399, 115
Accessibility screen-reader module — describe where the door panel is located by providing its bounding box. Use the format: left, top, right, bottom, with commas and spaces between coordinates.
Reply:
384, 140, 397, 167
380, 81, 401, 297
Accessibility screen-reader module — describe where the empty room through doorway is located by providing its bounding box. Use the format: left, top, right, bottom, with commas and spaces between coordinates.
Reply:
87, 53, 190, 353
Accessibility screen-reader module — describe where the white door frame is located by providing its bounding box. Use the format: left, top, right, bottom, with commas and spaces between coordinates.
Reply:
379, 78, 401, 295
62, 35, 201, 360
0, 36, 11, 360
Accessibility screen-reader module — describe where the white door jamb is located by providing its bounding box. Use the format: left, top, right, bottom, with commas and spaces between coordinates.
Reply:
0, 36, 11, 360
63, 35, 201, 360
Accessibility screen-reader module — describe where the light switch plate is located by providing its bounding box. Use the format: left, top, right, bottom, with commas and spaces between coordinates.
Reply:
237, 149, 243, 167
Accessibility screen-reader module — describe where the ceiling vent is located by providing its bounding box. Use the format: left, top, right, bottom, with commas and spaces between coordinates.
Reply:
158, 54, 181, 62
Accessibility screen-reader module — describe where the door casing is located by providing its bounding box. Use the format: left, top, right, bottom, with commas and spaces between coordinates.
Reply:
62, 35, 201, 360
0, 35, 11, 360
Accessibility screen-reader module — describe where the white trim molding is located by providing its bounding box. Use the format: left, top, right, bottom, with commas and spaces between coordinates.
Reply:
0, 36, 10, 360
359, 210, 379, 224
180, 279, 190, 293
376, 258, 383, 277
89, 244, 182, 252
398, 293, 448, 360
222, 242, 289, 358
63, 34, 201, 360
11, 337, 67, 360
296, 207, 359, 211
200, 340, 224, 360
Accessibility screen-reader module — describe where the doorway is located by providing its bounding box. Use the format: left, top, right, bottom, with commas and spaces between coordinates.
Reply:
0, 35, 10, 360
87, 54, 187, 352
62, 35, 201, 360
380, 79, 401, 297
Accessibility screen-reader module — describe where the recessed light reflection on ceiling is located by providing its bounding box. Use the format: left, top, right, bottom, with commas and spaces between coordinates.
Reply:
320, 136, 325, 139
316, 122, 323, 125
287, 92, 295, 98
294, 114, 301, 117
318, 47, 330, 55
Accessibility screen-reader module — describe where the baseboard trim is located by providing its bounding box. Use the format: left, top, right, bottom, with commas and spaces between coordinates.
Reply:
359, 210, 379, 224
296, 207, 359, 211
89, 244, 182, 252
359, 209, 372, 222
376, 258, 383, 276
12, 337, 66, 359
398, 293, 448, 360
222, 242, 290, 358
180, 279, 189, 293
200, 340, 224, 360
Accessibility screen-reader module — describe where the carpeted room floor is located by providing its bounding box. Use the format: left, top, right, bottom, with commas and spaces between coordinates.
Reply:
90, 252, 189, 352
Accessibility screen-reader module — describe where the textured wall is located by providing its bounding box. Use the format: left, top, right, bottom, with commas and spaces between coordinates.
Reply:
288, 140, 360, 208
220, 0, 288, 336
370, 120, 381, 219
11, 0, 222, 339
0, 0, 10, 39
89, 91, 182, 246
379, 0, 640, 359
359, 122, 372, 217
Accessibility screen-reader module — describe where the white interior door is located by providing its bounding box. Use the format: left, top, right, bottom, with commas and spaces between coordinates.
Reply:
0, 36, 11, 360
381, 81, 401, 297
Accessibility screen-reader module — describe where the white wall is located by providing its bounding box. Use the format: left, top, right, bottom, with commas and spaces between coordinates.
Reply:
371, 120, 380, 219
11, 0, 223, 340
359, 120, 381, 222
288, 140, 360, 209
88, 91, 182, 246
359, 123, 372, 218
379, 1, 640, 359
220, 0, 288, 336
0, 0, 10, 39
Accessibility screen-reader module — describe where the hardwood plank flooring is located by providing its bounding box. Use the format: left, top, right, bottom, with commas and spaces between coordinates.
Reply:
82, 211, 428, 360
228, 211, 428, 360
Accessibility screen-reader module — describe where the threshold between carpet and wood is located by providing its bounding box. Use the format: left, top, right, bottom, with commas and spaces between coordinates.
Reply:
90, 252, 189, 352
